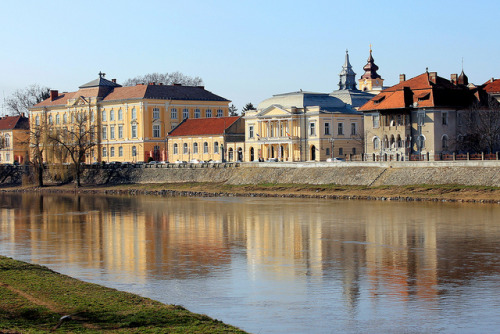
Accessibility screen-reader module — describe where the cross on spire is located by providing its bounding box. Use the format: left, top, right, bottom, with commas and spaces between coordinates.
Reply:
98, 71, 106, 78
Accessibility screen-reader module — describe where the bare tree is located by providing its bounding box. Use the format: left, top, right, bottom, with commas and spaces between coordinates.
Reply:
29, 123, 49, 187
4, 84, 50, 116
122, 72, 203, 87
457, 97, 500, 153
47, 110, 97, 187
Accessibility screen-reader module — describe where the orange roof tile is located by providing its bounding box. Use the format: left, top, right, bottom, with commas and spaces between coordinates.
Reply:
0, 115, 29, 131
169, 116, 241, 137
483, 79, 500, 93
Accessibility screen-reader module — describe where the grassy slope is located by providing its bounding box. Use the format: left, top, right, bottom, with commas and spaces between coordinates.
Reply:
0, 256, 246, 333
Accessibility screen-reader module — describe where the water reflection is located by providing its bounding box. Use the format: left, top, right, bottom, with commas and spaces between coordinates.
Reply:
1, 193, 500, 333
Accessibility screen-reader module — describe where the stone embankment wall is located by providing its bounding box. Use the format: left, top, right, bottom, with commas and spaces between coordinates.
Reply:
79, 162, 500, 187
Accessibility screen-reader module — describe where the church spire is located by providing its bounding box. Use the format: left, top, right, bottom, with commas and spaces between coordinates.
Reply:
338, 49, 357, 90
359, 46, 384, 92
361, 45, 381, 80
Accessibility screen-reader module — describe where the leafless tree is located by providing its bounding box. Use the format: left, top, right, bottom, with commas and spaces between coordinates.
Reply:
29, 123, 49, 187
122, 72, 203, 87
47, 110, 97, 187
457, 97, 500, 153
4, 84, 50, 116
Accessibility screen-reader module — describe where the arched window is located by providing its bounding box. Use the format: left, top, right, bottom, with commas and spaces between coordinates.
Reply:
442, 135, 449, 150
183, 143, 188, 154
396, 135, 402, 148
228, 147, 234, 161
131, 107, 137, 120
132, 146, 137, 157
110, 109, 115, 121
383, 135, 389, 149
214, 141, 219, 154
119, 146, 123, 157
250, 147, 255, 161
417, 135, 426, 150
5, 135, 10, 148
48, 115, 53, 124
118, 108, 123, 120
110, 147, 115, 157
203, 142, 209, 153
101, 110, 107, 122
56, 114, 60, 125
193, 142, 198, 154
373, 137, 380, 150
102, 147, 107, 157
173, 143, 178, 154
390, 135, 395, 148
63, 113, 67, 124
35, 115, 40, 126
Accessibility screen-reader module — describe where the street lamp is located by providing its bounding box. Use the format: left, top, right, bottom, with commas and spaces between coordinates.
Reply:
220, 144, 225, 162
329, 137, 335, 158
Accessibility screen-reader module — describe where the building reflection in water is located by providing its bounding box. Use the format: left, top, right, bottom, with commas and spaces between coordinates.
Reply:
1, 193, 500, 315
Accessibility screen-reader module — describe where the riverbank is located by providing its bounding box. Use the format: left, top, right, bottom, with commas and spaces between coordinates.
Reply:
0, 255, 246, 333
2, 182, 500, 203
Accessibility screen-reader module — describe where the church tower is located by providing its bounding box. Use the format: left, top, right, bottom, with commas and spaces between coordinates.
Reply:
359, 46, 384, 93
338, 50, 357, 90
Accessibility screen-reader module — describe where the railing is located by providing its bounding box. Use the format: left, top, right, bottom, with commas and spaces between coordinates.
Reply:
434, 152, 500, 161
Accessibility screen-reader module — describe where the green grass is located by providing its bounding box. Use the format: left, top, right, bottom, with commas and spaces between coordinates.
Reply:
0, 256, 246, 333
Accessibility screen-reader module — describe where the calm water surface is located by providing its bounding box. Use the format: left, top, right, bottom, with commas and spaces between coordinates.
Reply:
1, 193, 500, 333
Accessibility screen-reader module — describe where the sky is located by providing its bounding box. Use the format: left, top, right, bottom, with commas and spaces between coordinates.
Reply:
1, 0, 499, 114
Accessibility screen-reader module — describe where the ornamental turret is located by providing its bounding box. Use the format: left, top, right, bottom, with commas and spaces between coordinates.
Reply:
338, 50, 357, 90
359, 46, 384, 93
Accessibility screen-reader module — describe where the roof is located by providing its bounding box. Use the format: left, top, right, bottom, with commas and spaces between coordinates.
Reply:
168, 116, 240, 137
360, 72, 477, 112
483, 78, 500, 94
32, 83, 230, 108
0, 115, 29, 131
79, 76, 121, 89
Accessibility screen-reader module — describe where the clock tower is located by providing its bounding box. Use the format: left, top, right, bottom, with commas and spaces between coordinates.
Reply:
359, 46, 384, 93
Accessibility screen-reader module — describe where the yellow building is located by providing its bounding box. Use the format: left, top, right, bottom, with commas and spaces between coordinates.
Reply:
168, 116, 245, 162
0, 115, 29, 164
244, 51, 372, 162
29, 73, 230, 163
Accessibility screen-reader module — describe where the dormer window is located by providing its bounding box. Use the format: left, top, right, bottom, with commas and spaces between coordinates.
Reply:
416, 92, 430, 101
373, 95, 385, 104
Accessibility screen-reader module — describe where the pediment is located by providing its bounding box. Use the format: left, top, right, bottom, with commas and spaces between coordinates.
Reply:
256, 105, 292, 117
68, 96, 89, 106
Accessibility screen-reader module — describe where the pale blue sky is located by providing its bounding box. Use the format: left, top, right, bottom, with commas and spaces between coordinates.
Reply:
1, 0, 499, 112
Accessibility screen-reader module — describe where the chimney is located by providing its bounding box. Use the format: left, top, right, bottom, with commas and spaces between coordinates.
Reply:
173, 83, 182, 86
112, 79, 116, 83
399, 74, 406, 83
492, 78, 495, 83
159, 83, 163, 86
50, 90, 58, 101
451, 74, 458, 85
429, 72, 437, 84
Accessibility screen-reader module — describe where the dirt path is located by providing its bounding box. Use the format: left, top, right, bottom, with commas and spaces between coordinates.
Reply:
0, 281, 62, 314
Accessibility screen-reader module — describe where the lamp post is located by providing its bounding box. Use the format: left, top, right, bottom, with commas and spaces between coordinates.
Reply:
329, 137, 335, 158
220, 144, 225, 162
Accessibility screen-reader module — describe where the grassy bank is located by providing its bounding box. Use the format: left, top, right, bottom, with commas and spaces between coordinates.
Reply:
0, 256, 246, 333
3, 182, 500, 203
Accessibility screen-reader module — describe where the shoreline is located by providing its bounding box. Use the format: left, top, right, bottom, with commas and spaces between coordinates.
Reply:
2, 182, 500, 204
0, 255, 246, 333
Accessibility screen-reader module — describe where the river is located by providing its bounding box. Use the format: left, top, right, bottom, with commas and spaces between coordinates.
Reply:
1, 193, 499, 333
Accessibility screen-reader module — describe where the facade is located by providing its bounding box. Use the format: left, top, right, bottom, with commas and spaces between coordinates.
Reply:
168, 116, 244, 162
244, 51, 374, 162
360, 70, 480, 161
29, 74, 230, 163
0, 115, 29, 164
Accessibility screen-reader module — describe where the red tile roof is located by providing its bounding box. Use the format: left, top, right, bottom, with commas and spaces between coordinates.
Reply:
0, 115, 29, 131
360, 72, 477, 112
168, 116, 241, 137
483, 78, 500, 93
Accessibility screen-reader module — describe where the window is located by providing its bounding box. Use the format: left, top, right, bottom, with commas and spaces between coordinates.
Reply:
56, 114, 60, 125
214, 142, 219, 154
91, 111, 94, 122
183, 108, 189, 119
118, 109, 123, 121
48, 115, 53, 125
417, 111, 425, 126
132, 146, 137, 157
442, 135, 449, 150
131, 124, 137, 138
153, 124, 160, 138
205, 109, 212, 118
102, 110, 107, 122
249, 125, 254, 138
338, 123, 344, 135
309, 122, 316, 136
351, 123, 356, 136
35, 115, 40, 126
173, 143, 178, 154
193, 142, 198, 154
63, 114, 67, 124
131, 107, 137, 120
5, 135, 10, 148
324, 122, 330, 135
102, 126, 107, 140
110, 125, 115, 139
183, 143, 188, 154
326, 148, 330, 156
71, 114, 75, 123
352, 147, 356, 154
373, 114, 379, 128
204, 142, 209, 153
153, 107, 160, 119
217, 109, 223, 117
417, 135, 425, 150
442, 111, 448, 125
339, 148, 343, 156
102, 147, 107, 157
194, 109, 201, 118
374, 137, 380, 150
110, 109, 115, 121
171, 108, 177, 120
118, 125, 123, 139
110, 147, 115, 157
119, 146, 123, 157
